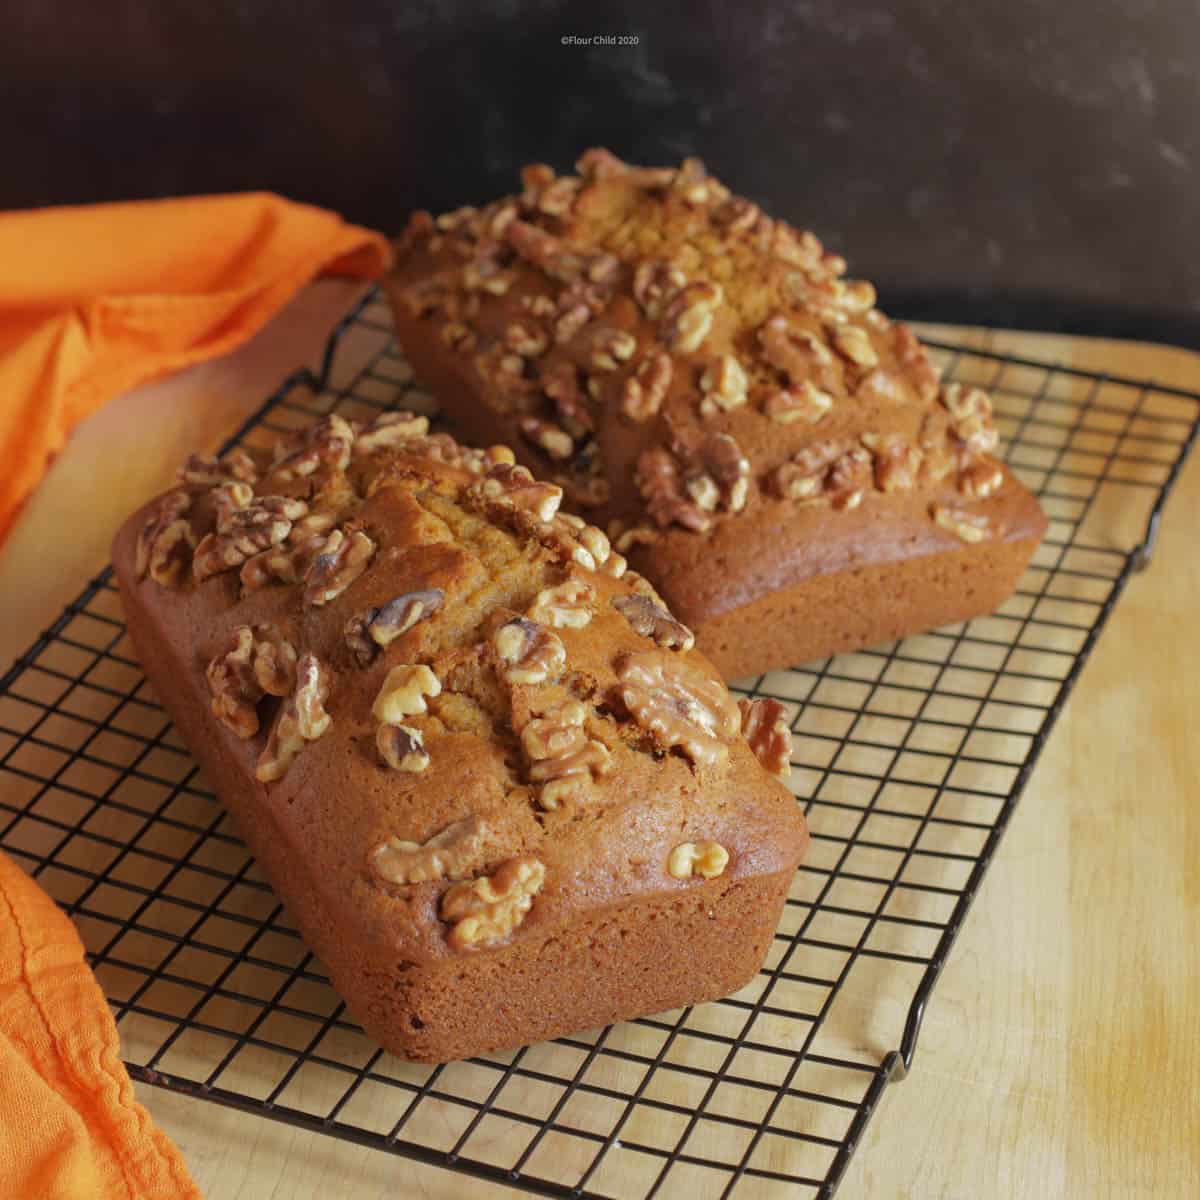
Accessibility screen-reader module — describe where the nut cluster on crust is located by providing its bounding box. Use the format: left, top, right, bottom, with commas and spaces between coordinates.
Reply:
392, 148, 1011, 545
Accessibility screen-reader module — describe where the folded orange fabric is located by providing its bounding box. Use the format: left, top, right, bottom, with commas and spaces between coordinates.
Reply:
0, 192, 391, 544
0, 853, 201, 1198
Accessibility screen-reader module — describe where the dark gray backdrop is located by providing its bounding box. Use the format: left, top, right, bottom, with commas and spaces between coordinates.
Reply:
6, 1, 1197, 344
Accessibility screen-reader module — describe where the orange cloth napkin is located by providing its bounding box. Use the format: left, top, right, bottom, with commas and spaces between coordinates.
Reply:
0, 853, 200, 1198
0, 193, 391, 1196
0, 192, 391, 544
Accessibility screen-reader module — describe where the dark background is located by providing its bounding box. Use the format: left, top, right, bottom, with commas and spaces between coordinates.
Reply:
6, 1, 1199, 346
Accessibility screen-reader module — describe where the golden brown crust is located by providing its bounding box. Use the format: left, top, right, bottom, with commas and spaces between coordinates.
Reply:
384, 150, 1047, 676
113, 418, 807, 1060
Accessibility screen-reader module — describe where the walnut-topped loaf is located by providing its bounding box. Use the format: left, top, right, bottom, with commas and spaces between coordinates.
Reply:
113, 413, 808, 1063
384, 150, 1048, 678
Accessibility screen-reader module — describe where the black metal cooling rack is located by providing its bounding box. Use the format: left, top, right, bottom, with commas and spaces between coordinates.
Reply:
1, 289, 1197, 1199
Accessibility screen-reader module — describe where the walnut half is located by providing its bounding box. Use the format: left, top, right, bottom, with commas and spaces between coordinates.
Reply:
370, 815, 491, 885
616, 650, 740, 769
440, 856, 546, 950
303, 527, 376, 606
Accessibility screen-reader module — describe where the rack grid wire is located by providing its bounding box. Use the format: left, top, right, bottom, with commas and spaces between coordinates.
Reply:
1, 289, 1197, 1199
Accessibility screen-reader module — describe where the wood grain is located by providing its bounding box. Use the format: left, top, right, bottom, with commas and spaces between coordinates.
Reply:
1, 289, 1197, 1199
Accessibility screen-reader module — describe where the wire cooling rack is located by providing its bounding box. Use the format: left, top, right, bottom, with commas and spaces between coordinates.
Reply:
1, 289, 1197, 1199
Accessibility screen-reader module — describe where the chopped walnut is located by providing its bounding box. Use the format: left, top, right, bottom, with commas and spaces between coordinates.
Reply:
941, 383, 999, 456
135, 491, 196, 587
504, 218, 571, 277
461, 255, 515, 297
612, 593, 695, 651
622, 352, 673, 423
470, 462, 563, 523
959, 458, 1005, 500
769, 441, 846, 501
832, 324, 879, 369
371, 816, 491, 885
616, 650, 740, 768
210, 481, 255, 531
576, 147, 677, 188
376, 723, 430, 772
738, 697, 792, 778
270, 414, 355, 481
636, 447, 713, 533
548, 513, 612, 571
251, 624, 300, 697
667, 841, 729, 880
541, 360, 593, 436
713, 196, 762, 235
660, 280, 723, 353
520, 417, 574, 461
521, 697, 612, 809
205, 626, 261, 738
699, 354, 749, 415
205, 624, 298, 737
441, 856, 546, 950
529, 577, 595, 629
255, 654, 331, 783
193, 495, 307, 581
345, 588, 445, 666
554, 302, 591, 345
538, 175, 582, 216
373, 664, 441, 723
302, 527, 376, 606
176, 448, 257, 488
494, 618, 566, 685
862, 433, 923, 493
504, 321, 549, 357
354, 411, 430, 455
931, 503, 991, 544
891, 323, 942, 402
759, 314, 837, 392
632, 260, 688, 320
827, 446, 873, 511
587, 326, 637, 371
240, 531, 328, 593
764, 382, 834, 424
696, 433, 751, 512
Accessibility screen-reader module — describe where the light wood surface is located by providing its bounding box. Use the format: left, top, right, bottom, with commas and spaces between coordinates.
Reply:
1, 281, 1197, 1199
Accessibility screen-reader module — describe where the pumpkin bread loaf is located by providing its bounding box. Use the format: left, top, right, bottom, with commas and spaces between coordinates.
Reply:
113, 414, 808, 1063
384, 150, 1047, 679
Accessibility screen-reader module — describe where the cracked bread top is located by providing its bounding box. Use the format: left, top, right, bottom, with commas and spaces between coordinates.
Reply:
386, 149, 1046, 629
115, 413, 806, 964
